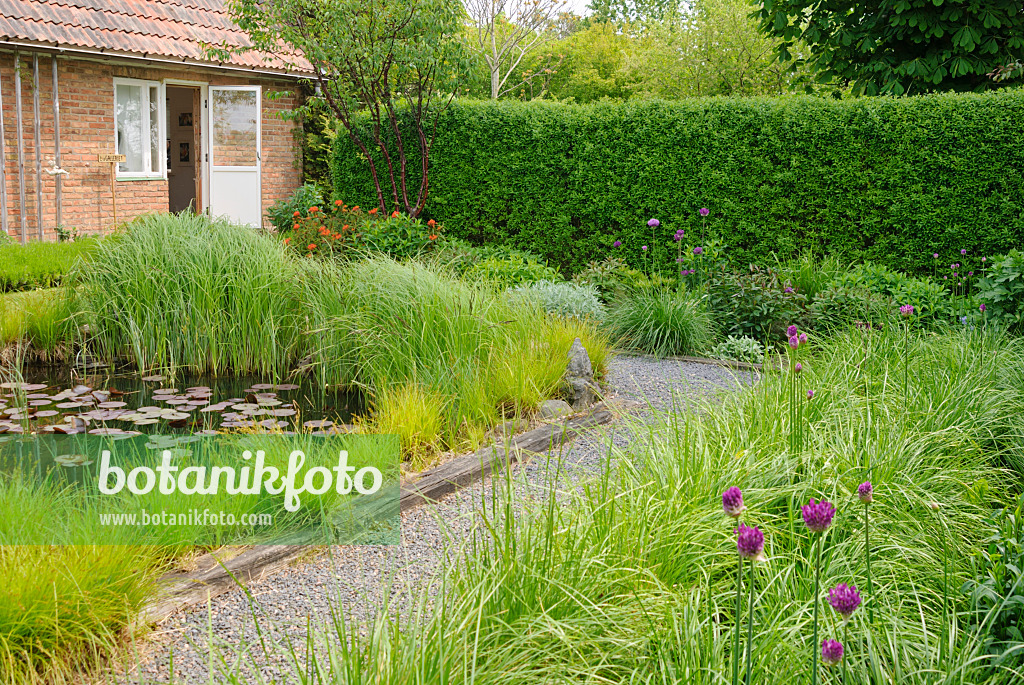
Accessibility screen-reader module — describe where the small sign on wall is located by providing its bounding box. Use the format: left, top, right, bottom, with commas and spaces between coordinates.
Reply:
98, 154, 126, 163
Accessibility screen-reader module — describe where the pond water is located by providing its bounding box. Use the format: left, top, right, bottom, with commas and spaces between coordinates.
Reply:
0, 367, 362, 436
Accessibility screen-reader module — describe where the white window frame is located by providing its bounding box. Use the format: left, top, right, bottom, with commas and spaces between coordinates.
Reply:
112, 77, 166, 180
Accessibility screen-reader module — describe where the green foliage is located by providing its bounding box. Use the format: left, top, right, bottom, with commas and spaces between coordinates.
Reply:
507, 280, 606, 321
464, 254, 561, 288
605, 289, 716, 356
707, 265, 809, 342
963, 493, 1024, 663
359, 213, 444, 260
773, 251, 847, 300
977, 251, 1024, 333
331, 93, 1024, 275
756, 0, 1024, 95
0, 238, 98, 292
573, 256, 674, 301
711, 334, 764, 364
832, 263, 955, 327
266, 183, 324, 234
808, 283, 892, 332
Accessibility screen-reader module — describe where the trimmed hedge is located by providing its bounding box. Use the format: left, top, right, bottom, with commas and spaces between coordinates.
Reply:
330, 92, 1024, 275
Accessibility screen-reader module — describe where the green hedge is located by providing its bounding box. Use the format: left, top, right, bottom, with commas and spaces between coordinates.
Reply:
0, 238, 99, 292
330, 92, 1024, 275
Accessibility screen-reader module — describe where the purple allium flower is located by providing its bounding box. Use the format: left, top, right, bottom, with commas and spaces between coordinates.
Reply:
789, 336, 799, 349
699, 207, 710, 217
799, 332, 808, 344
613, 240, 622, 247
933, 253, 939, 259
648, 218, 660, 228
980, 303, 986, 312
693, 246, 704, 255
674, 230, 685, 241
807, 389, 815, 400
722, 486, 745, 518
787, 324, 798, 337
983, 256, 987, 262
736, 523, 765, 561
943, 275, 948, 280
857, 481, 873, 504
802, 498, 836, 533
968, 271, 974, 276
641, 245, 648, 251
899, 304, 914, 317
784, 286, 794, 294
828, 583, 862, 618
795, 362, 803, 373
821, 640, 844, 666
961, 248, 967, 255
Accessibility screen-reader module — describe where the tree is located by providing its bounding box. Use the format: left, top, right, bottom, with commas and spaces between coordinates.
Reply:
222, 0, 466, 216
756, 0, 1024, 95
465, 0, 569, 98
587, 0, 679, 23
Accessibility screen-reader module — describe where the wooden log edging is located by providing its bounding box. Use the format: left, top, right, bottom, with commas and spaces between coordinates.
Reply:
136, 403, 617, 627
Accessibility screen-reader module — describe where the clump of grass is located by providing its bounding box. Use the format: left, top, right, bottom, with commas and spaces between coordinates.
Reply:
0, 288, 78, 361
605, 289, 716, 357
76, 213, 307, 375
368, 383, 447, 465
222, 328, 1024, 684
0, 238, 98, 292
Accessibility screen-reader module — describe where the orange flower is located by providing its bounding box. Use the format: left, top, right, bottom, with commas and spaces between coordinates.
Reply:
334, 199, 343, 206
310, 206, 319, 213
369, 208, 378, 215
331, 233, 340, 240
353, 206, 359, 211
319, 226, 329, 235
428, 234, 438, 241
308, 243, 316, 250
391, 211, 400, 218
427, 219, 436, 227
283, 237, 291, 245
342, 224, 350, 231
292, 210, 301, 217
293, 223, 300, 230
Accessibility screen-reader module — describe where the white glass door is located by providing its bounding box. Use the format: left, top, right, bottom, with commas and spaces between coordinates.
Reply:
208, 86, 261, 227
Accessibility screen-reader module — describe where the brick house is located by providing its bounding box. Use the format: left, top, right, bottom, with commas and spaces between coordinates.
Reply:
0, 0, 311, 241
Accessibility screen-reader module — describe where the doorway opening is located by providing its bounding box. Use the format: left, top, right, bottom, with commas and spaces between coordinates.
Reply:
166, 86, 201, 213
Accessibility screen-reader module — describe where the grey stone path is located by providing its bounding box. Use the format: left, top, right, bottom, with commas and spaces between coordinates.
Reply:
118, 356, 751, 684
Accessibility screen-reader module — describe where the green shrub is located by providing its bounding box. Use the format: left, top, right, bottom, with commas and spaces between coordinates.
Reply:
573, 256, 676, 302
359, 213, 444, 260
266, 183, 324, 234
977, 250, 1024, 333
429, 239, 555, 278
464, 254, 560, 287
711, 334, 765, 364
831, 263, 956, 327
773, 251, 847, 300
809, 283, 893, 331
332, 93, 1024, 275
605, 289, 715, 357
0, 238, 98, 292
707, 265, 810, 342
507, 280, 606, 321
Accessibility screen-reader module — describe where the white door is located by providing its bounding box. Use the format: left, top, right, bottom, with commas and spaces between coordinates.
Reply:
208, 86, 262, 227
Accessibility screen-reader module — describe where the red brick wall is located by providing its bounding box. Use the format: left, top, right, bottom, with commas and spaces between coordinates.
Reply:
0, 51, 303, 239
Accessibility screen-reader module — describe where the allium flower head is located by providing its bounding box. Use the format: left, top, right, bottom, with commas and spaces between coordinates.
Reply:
821, 640, 843, 666
674, 229, 685, 241
828, 583, 862, 618
799, 332, 808, 344
613, 240, 622, 247
735, 523, 765, 561
693, 246, 704, 255
961, 248, 967, 255
802, 498, 836, 533
980, 303, 986, 312
983, 256, 987, 262
648, 218, 660, 228
933, 253, 939, 259
699, 207, 710, 216
807, 389, 815, 400
899, 304, 914, 317
789, 336, 799, 349
787, 324, 799, 338
641, 245, 648, 251
784, 286, 794, 294
857, 481, 873, 504
722, 486, 745, 518
795, 362, 803, 373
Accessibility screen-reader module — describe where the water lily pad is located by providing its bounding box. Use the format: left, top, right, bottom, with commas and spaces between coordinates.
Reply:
141, 375, 166, 382
49, 425, 83, 435
56, 402, 85, 409
161, 411, 191, 421
0, 423, 23, 433
33, 410, 58, 418
91, 391, 110, 402
133, 418, 160, 426
195, 429, 219, 436
97, 401, 127, 409
28, 399, 52, 406
71, 384, 92, 394
164, 398, 192, 405
137, 406, 162, 414
64, 416, 89, 427
186, 399, 210, 406
88, 427, 127, 435
185, 386, 211, 394
249, 383, 277, 391
303, 419, 334, 429
199, 404, 228, 413
268, 408, 297, 417
54, 453, 93, 467
232, 403, 260, 411
26, 393, 51, 400
275, 384, 300, 391
256, 398, 282, 407
152, 388, 180, 395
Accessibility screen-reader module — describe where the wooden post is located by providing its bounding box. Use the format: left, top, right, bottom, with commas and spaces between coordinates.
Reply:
97, 154, 124, 230
0, 55, 9, 238
32, 54, 42, 240
13, 52, 25, 245
51, 56, 60, 229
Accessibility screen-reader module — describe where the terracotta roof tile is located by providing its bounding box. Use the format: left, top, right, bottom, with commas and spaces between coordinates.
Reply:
0, 0, 310, 75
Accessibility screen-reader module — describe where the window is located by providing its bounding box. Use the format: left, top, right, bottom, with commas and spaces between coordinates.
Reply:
114, 78, 164, 177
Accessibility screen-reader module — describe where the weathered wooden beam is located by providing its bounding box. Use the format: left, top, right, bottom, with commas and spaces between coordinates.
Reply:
51, 56, 60, 228
13, 52, 25, 245
0, 55, 9, 237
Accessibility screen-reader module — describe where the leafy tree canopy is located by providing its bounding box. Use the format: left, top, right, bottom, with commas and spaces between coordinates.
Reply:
756, 0, 1024, 95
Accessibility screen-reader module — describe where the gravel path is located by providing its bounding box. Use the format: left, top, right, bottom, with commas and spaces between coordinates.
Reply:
120, 356, 752, 685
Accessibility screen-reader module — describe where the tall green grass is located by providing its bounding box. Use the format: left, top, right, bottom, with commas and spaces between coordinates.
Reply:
605, 288, 716, 357
223, 328, 1024, 684
0, 238, 98, 292
0, 288, 78, 359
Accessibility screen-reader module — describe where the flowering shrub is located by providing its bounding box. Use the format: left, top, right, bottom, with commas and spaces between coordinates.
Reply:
360, 212, 443, 260
281, 201, 367, 258
707, 265, 810, 342
267, 183, 324, 234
